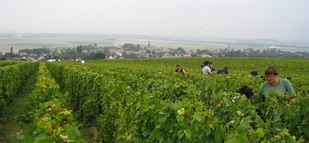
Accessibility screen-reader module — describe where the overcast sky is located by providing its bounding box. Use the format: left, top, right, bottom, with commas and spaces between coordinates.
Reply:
0, 0, 309, 41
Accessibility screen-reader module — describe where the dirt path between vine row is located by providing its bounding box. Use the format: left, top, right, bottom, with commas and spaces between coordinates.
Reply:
0, 72, 37, 143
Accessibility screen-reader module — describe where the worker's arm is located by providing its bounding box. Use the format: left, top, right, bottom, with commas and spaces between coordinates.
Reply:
284, 79, 296, 99
209, 71, 216, 75
183, 69, 187, 75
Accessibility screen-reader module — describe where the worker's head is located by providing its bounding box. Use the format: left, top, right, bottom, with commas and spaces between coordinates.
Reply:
264, 66, 279, 85
250, 71, 258, 77
204, 61, 211, 66
176, 64, 181, 70
237, 85, 254, 100
223, 66, 228, 72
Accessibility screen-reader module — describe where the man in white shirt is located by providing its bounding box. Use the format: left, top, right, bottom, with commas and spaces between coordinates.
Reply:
202, 61, 216, 75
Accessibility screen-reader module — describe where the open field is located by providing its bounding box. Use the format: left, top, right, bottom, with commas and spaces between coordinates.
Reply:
0, 38, 115, 53
1, 37, 308, 53
113, 38, 231, 50
0, 38, 233, 53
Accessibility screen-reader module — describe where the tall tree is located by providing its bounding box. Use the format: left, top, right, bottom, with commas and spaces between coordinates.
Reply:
10, 46, 13, 54
76, 45, 83, 54
177, 47, 185, 53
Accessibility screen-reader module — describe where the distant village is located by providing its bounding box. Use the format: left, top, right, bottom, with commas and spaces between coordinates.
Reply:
1, 41, 309, 61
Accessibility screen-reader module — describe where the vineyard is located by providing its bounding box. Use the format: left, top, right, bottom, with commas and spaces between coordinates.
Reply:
0, 57, 309, 143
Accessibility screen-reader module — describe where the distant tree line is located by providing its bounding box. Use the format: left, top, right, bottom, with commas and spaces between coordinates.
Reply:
195, 48, 309, 58
2, 44, 308, 61
19, 48, 50, 55
122, 43, 142, 51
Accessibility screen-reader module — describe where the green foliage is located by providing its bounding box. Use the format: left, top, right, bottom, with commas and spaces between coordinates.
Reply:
29, 63, 60, 105
0, 62, 38, 117
122, 52, 139, 59
18, 48, 50, 55
177, 47, 185, 53
76, 45, 83, 54
122, 43, 142, 51
0, 61, 17, 67
85, 52, 106, 60
45, 57, 309, 142
17, 99, 85, 143
17, 63, 85, 143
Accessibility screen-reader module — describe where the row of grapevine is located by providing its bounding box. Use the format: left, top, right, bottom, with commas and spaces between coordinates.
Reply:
71, 57, 309, 96
0, 61, 17, 67
46, 59, 308, 142
17, 63, 85, 143
0, 62, 38, 116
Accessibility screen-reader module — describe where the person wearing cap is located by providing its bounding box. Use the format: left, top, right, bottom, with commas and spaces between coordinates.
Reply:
259, 66, 296, 102
202, 61, 216, 75
175, 64, 187, 75
217, 66, 228, 74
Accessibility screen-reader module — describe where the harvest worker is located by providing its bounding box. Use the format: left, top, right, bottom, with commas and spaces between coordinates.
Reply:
175, 64, 187, 75
202, 61, 216, 75
217, 66, 229, 74
201, 62, 205, 68
237, 85, 254, 101
249, 71, 267, 81
249, 71, 258, 77
209, 62, 216, 72
259, 66, 296, 102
